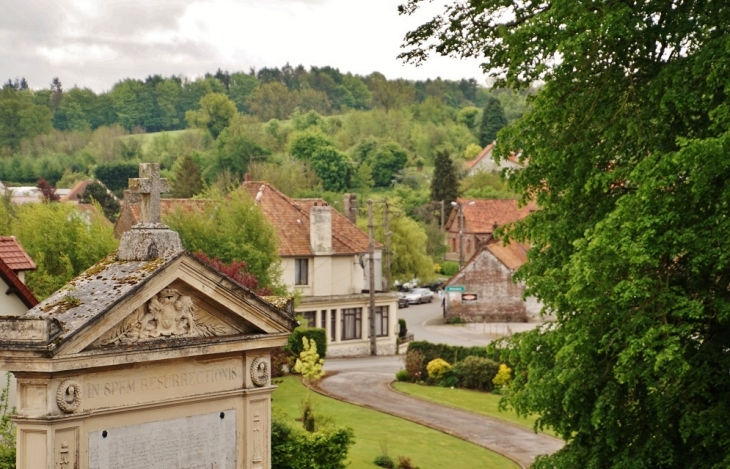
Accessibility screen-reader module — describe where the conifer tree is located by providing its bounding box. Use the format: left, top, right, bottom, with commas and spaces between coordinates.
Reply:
430, 150, 459, 213
478, 97, 507, 147
171, 154, 203, 198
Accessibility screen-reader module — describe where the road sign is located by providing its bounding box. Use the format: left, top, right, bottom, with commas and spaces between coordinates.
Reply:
445, 285, 465, 292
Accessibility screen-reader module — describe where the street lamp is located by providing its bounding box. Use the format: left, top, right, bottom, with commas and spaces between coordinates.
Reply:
451, 200, 475, 269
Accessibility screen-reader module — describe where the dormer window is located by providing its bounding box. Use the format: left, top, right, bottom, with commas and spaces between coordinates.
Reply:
295, 258, 309, 285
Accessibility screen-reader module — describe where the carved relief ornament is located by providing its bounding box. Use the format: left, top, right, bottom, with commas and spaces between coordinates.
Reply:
250, 357, 270, 387
96, 288, 235, 346
56, 380, 82, 413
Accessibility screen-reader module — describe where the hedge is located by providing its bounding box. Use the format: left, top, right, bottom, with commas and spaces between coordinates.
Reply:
286, 327, 327, 358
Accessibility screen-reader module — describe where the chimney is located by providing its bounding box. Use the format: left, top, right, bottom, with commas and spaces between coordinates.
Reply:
310, 203, 332, 254
343, 193, 357, 224
244, 173, 251, 182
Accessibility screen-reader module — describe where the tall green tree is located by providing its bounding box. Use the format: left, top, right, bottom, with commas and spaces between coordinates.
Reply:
80, 181, 121, 221
0, 201, 118, 299
401, 0, 730, 467
185, 92, 237, 139
164, 190, 282, 290
171, 154, 203, 198
430, 150, 458, 211
478, 96, 506, 146
309, 147, 350, 192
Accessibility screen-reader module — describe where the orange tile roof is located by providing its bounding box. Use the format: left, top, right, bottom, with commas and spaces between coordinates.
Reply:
445, 198, 536, 234
485, 240, 529, 270
0, 236, 36, 271
240, 182, 373, 257
60, 179, 93, 203
0, 257, 38, 308
466, 143, 495, 169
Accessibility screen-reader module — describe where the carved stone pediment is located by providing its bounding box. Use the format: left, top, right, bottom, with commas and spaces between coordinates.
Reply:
92, 288, 238, 348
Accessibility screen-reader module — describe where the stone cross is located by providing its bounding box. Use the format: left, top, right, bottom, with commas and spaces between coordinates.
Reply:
128, 163, 170, 225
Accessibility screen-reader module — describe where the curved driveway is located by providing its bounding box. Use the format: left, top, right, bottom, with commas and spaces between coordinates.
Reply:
321, 302, 562, 468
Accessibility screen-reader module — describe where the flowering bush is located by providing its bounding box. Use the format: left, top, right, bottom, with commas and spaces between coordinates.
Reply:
426, 358, 451, 381
492, 364, 512, 389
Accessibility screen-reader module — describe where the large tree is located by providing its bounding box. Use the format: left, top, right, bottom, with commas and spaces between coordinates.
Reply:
478, 96, 506, 146
401, 0, 730, 467
430, 150, 458, 212
185, 92, 237, 139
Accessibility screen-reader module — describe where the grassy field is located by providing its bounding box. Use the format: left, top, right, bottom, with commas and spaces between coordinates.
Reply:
391, 382, 557, 438
121, 129, 198, 151
272, 376, 519, 469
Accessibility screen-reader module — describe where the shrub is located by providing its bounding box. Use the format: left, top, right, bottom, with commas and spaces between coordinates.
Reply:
0, 373, 14, 469
440, 261, 459, 276
272, 414, 354, 469
398, 318, 407, 338
395, 370, 410, 382
403, 350, 425, 382
453, 356, 500, 392
270, 347, 289, 378
437, 369, 459, 388
426, 358, 451, 381
374, 455, 396, 468
293, 337, 325, 385
406, 341, 500, 379
287, 327, 327, 358
396, 456, 420, 469
492, 363, 512, 389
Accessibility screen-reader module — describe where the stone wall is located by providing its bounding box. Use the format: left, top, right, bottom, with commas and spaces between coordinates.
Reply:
325, 341, 396, 358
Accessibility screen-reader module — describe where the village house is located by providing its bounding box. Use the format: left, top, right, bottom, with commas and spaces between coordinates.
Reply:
465, 143, 524, 175
444, 197, 535, 264
114, 183, 398, 357
0, 236, 39, 408
443, 239, 541, 323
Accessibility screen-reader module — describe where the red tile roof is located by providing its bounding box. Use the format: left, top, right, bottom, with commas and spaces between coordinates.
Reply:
466, 143, 495, 169
240, 182, 373, 257
114, 197, 208, 238
445, 198, 536, 234
0, 236, 36, 271
60, 179, 93, 203
0, 257, 38, 309
486, 240, 529, 270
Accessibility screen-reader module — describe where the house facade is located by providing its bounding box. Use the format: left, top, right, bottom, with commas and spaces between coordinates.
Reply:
466, 143, 523, 175
241, 182, 397, 357
444, 198, 535, 263
0, 236, 39, 408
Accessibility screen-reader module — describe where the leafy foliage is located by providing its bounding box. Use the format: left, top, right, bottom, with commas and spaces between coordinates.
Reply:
294, 337, 325, 385
0, 374, 15, 469
452, 356, 499, 392
425, 358, 451, 381
0, 201, 118, 299
170, 154, 203, 198
80, 181, 120, 221
402, 0, 730, 466
163, 190, 282, 291
287, 327, 328, 359
185, 93, 237, 139
271, 415, 354, 469
193, 252, 272, 296
94, 162, 140, 195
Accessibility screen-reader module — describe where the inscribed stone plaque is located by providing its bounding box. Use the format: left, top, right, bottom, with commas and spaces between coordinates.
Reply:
88, 410, 236, 469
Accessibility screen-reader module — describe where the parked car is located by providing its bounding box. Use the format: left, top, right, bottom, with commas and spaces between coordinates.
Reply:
403, 288, 434, 305
397, 292, 410, 308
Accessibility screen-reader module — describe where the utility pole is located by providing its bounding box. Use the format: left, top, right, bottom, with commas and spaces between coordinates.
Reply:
459, 203, 464, 269
367, 199, 377, 356
440, 200, 445, 232
384, 198, 391, 291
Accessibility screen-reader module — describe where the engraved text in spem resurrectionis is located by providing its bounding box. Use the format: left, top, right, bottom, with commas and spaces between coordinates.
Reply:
86, 367, 238, 399
88, 410, 236, 469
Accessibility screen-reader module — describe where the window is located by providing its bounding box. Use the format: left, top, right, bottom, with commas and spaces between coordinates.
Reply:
302, 311, 316, 328
295, 258, 309, 285
330, 309, 336, 342
320, 310, 327, 329
341, 308, 362, 340
368, 306, 389, 337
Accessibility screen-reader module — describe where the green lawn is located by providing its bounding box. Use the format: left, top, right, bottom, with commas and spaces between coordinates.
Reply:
391, 383, 557, 437
121, 129, 198, 151
272, 376, 519, 469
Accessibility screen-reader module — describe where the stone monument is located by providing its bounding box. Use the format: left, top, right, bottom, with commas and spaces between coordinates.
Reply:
0, 163, 296, 469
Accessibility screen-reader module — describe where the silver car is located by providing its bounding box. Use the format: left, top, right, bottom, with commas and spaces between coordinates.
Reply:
404, 288, 434, 305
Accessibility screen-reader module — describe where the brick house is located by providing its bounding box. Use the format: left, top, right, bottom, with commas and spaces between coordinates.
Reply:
443, 240, 541, 323
444, 197, 535, 263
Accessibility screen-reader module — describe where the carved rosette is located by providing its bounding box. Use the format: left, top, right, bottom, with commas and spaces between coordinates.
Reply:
56, 380, 82, 413
250, 357, 270, 387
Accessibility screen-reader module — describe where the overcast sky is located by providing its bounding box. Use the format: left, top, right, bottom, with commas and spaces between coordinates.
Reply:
1, 0, 487, 92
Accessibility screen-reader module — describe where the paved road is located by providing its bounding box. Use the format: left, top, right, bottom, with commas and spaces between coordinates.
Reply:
321, 301, 562, 468
318, 371, 563, 469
